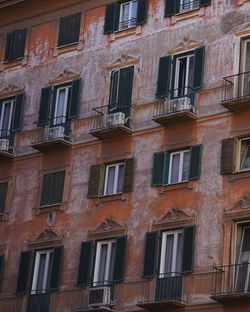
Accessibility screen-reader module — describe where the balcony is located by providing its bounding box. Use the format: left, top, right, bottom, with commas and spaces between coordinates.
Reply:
26, 290, 50, 312
221, 71, 250, 112
137, 273, 185, 311
0, 130, 15, 161
153, 87, 197, 126
31, 116, 72, 153
89, 105, 132, 140
211, 263, 250, 303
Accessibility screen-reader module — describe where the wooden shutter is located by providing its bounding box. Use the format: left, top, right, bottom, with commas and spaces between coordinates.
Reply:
0, 182, 8, 215
164, 0, 176, 17
9, 29, 26, 60
142, 232, 158, 278
50, 171, 65, 205
50, 246, 64, 290
16, 250, 32, 294
68, 79, 81, 119
193, 46, 205, 90
113, 2, 121, 32
123, 158, 134, 192
108, 70, 119, 113
12, 93, 24, 132
200, 0, 211, 7
156, 56, 172, 99
152, 152, 165, 186
118, 66, 134, 116
104, 3, 116, 34
182, 225, 195, 274
189, 144, 202, 180
4, 33, 11, 61
40, 174, 53, 207
221, 138, 235, 175
113, 236, 127, 283
0, 255, 4, 280
77, 241, 94, 287
136, 0, 148, 25
162, 152, 170, 185
58, 13, 81, 47
38, 87, 52, 126
87, 164, 105, 198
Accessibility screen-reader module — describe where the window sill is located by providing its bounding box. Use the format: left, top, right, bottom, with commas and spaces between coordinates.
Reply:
2, 57, 23, 69
169, 7, 205, 25
34, 203, 64, 215
56, 41, 80, 54
108, 25, 141, 41
96, 193, 127, 204
229, 170, 250, 182
158, 181, 193, 193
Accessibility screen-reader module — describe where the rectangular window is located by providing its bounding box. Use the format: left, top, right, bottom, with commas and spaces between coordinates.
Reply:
53, 85, 72, 125
119, 0, 138, 30
240, 39, 250, 98
0, 99, 15, 137
58, 13, 81, 47
169, 149, 190, 184
104, 163, 125, 196
40, 171, 65, 207
5, 29, 27, 61
0, 182, 8, 215
238, 138, 250, 171
179, 0, 199, 13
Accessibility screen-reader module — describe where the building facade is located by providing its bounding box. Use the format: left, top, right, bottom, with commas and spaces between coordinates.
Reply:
0, 0, 250, 311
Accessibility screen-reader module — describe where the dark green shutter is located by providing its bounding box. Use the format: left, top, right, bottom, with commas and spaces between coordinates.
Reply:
199, 0, 211, 7
142, 232, 158, 278
0, 182, 8, 215
152, 152, 165, 186
12, 93, 24, 132
118, 66, 134, 116
156, 56, 172, 99
113, 236, 127, 283
221, 138, 235, 175
38, 87, 52, 126
189, 144, 202, 180
77, 241, 94, 287
193, 46, 205, 90
109, 70, 119, 113
50, 246, 64, 290
113, 2, 121, 32
164, 0, 176, 17
68, 79, 81, 119
58, 13, 81, 47
16, 250, 32, 294
50, 171, 65, 205
182, 225, 195, 274
104, 3, 116, 34
4, 33, 11, 61
136, 0, 148, 25
40, 174, 53, 207
123, 158, 134, 192
7, 29, 27, 61
162, 151, 170, 185
0, 255, 4, 280
87, 165, 104, 198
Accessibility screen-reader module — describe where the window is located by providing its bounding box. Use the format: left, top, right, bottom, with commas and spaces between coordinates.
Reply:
240, 39, 250, 98
0, 99, 14, 137
164, 0, 211, 17
53, 85, 72, 125
5, 29, 27, 61
152, 145, 202, 186
174, 53, 194, 97
179, 0, 199, 13
40, 171, 65, 207
0, 182, 8, 215
87, 158, 134, 198
104, 0, 148, 34
239, 138, 250, 171
58, 13, 81, 47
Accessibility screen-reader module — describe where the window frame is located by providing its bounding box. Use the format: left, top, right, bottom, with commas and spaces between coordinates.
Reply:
236, 137, 250, 172
103, 162, 125, 196
119, 0, 138, 30
53, 85, 72, 125
168, 149, 190, 184
0, 98, 15, 134
178, 0, 199, 14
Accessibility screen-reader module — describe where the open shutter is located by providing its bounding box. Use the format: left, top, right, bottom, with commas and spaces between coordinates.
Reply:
0, 255, 4, 280
221, 138, 235, 175
123, 158, 134, 192
40, 174, 53, 207
118, 66, 134, 116
12, 93, 24, 132
162, 151, 170, 185
113, 236, 127, 283
182, 225, 195, 274
38, 87, 52, 126
142, 232, 158, 278
0, 182, 8, 215
152, 152, 165, 186
50, 246, 64, 290
77, 241, 94, 287
136, 0, 148, 25
189, 144, 202, 180
4, 33, 11, 61
164, 0, 176, 17
104, 3, 116, 34
193, 46, 205, 90
50, 171, 65, 204
199, 0, 211, 7
16, 250, 32, 294
87, 164, 104, 198
156, 56, 172, 99
68, 79, 81, 119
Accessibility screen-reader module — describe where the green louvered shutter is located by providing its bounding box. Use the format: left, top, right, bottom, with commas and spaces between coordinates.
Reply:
4, 33, 11, 61
142, 232, 158, 278
113, 2, 121, 31
0, 255, 4, 280
118, 66, 134, 117
193, 46, 205, 90
104, 3, 116, 34
87, 165, 105, 198
58, 13, 81, 47
189, 144, 202, 180
38, 87, 52, 126
113, 236, 127, 283
16, 250, 32, 294
199, 0, 211, 7
40, 174, 53, 207
156, 56, 172, 99
152, 152, 165, 186
182, 225, 195, 274
123, 158, 134, 192
50, 246, 64, 290
77, 241, 94, 287
0, 182, 8, 215
136, 0, 148, 25
162, 151, 170, 185
50, 171, 65, 205
68, 79, 81, 119
221, 138, 235, 175
164, 0, 176, 17
12, 93, 24, 132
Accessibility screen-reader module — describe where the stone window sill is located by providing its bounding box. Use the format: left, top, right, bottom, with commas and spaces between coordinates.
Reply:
95, 193, 127, 204
158, 181, 193, 194
108, 25, 141, 41
170, 7, 205, 25
2, 57, 24, 70
34, 203, 65, 215
229, 170, 250, 182
56, 42, 80, 54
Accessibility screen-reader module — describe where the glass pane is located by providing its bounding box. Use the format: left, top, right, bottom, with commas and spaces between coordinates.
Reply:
121, 3, 130, 21
170, 154, 180, 184
131, 1, 138, 19
164, 234, 174, 274
117, 164, 125, 193
98, 244, 108, 284
182, 151, 190, 181
240, 227, 250, 262
176, 233, 183, 272
108, 242, 116, 282
46, 253, 53, 290
1, 102, 11, 136
55, 89, 66, 124
177, 58, 187, 96
106, 166, 116, 195
36, 254, 46, 292
240, 139, 250, 170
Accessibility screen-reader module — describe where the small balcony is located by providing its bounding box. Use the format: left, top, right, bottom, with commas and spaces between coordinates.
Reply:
153, 87, 197, 126
31, 116, 72, 153
211, 263, 250, 303
26, 290, 50, 312
0, 130, 15, 161
137, 273, 185, 311
221, 71, 250, 112
89, 105, 132, 140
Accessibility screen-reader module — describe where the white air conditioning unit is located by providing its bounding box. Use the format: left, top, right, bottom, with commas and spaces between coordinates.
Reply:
88, 286, 111, 308
48, 126, 65, 140
169, 97, 192, 113
0, 138, 9, 151
106, 112, 125, 127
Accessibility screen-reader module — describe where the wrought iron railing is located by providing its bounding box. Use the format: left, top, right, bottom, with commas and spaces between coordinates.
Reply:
32, 116, 71, 145
118, 18, 137, 30
26, 290, 51, 312
222, 71, 250, 103
178, 0, 200, 12
212, 263, 250, 297
0, 128, 15, 154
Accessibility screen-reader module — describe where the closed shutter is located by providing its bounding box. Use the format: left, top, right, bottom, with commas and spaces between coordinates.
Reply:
156, 56, 172, 99
199, 0, 211, 7
50, 171, 65, 205
8, 29, 26, 60
40, 174, 53, 207
58, 13, 81, 47
68, 79, 81, 119
182, 225, 195, 274
16, 250, 32, 294
164, 0, 176, 17
142, 232, 158, 278
118, 66, 134, 117
123, 158, 134, 192
50, 246, 64, 290
108, 70, 119, 113
38, 87, 52, 126
0, 182, 8, 215
221, 138, 235, 175
88, 165, 105, 198
113, 236, 127, 283
77, 241, 94, 287
0, 255, 4, 280
136, 0, 148, 25
189, 144, 202, 180
104, 3, 116, 34
4, 33, 11, 61
193, 46, 205, 90
152, 152, 165, 186
12, 93, 24, 132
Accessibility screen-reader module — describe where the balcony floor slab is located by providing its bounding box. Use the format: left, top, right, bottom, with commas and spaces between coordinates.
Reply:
31, 138, 72, 153
153, 111, 197, 126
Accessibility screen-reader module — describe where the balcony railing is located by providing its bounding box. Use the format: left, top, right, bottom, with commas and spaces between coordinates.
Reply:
118, 18, 137, 30
0, 129, 15, 159
26, 290, 50, 312
211, 263, 250, 302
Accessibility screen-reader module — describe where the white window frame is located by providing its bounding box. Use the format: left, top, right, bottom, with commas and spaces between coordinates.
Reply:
103, 162, 124, 196
109, 70, 120, 112
179, 0, 199, 13
0, 99, 15, 133
237, 137, 250, 172
93, 239, 115, 286
168, 149, 190, 184
53, 85, 71, 125
119, 0, 138, 30
31, 249, 53, 294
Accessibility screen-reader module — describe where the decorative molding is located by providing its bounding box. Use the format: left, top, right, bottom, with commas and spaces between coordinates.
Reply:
230, 193, 250, 211
233, 23, 250, 37
88, 217, 126, 239
49, 67, 80, 86
106, 54, 140, 71
29, 228, 63, 249
167, 38, 205, 55
0, 84, 24, 99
